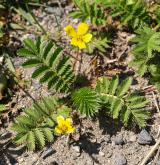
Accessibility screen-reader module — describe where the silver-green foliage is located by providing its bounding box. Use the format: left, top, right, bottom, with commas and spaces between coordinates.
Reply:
131, 27, 160, 89
87, 36, 110, 56
12, 97, 58, 150
72, 76, 150, 128
17, 37, 75, 93
102, 0, 151, 29
70, 0, 150, 29
70, 0, 106, 26
12, 97, 68, 151
96, 77, 150, 128
72, 87, 101, 117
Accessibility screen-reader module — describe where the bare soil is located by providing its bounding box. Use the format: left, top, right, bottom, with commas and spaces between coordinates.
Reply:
0, 1, 160, 165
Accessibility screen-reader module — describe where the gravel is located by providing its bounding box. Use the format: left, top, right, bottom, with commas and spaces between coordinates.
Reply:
71, 145, 81, 153
99, 151, 105, 157
114, 154, 127, 165
42, 147, 56, 159
129, 134, 137, 142
1, 1, 159, 165
114, 136, 125, 145
138, 129, 153, 145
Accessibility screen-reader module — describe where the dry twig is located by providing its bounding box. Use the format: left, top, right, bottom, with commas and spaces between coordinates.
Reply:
153, 147, 160, 165
152, 91, 160, 112
140, 137, 160, 165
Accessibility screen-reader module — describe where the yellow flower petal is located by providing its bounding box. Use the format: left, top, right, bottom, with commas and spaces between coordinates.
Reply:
55, 115, 75, 135
82, 33, 92, 43
66, 127, 75, 134
77, 23, 89, 35
66, 118, 72, 125
64, 25, 76, 37
56, 115, 64, 125
71, 38, 78, 46
71, 38, 86, 49
55, 126, 62, 134
77, 41, 86, 49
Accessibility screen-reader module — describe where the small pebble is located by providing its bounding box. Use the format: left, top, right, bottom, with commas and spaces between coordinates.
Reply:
106, 151, 113, 158
42, 148, 56, 159
138, 129, 153, 145
45, 7, 56, 14
129, 135, 137, 142
49, 161, 59, 165
99, 151, 105, 157
114, 154, 127, 165
3, 122, 8, 128
114, 136, 125, 145
0, 132, 12, 140
101, 135, 111, 143
91, 138, 97, 143
18, 158, 24, 163
23, 153, 29, 157
0, 56, 4, 63
72, 145, 81, 153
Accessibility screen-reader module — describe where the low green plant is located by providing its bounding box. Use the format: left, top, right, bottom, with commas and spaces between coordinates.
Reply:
87, 34, 110, 56
96, 76, 150, 127
73, 76, 150, 128
69, 0, 106, 26
12, 96, 71, 151
17, 36, 75, 93
130, 26, 160, 89
102, 0, 151, 29
10, 0, 156, 153
70, 0, 151, 29
72, 87, 101, 117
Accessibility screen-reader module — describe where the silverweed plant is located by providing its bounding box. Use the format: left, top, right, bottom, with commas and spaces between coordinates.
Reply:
73, 76, 150, 128
130, 26, 160, 90
11, 0, 160, 153
12, 97, 73, 150
17, 36, 75, 93
70, 0, 154, 29
13, 22, 152, 150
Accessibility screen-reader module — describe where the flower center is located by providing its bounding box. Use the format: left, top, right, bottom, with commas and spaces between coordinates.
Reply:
76, 35, 83, 42
61, 124, 68, 133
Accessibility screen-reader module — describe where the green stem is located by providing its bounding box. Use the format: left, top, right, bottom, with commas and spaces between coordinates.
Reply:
25, 3, 47, 35
100, 93, 124, 104
78, 49, 82, 73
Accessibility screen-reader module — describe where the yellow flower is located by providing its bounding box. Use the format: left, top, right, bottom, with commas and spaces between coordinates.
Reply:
65, 23, 92, 49
55, 115, 75, 135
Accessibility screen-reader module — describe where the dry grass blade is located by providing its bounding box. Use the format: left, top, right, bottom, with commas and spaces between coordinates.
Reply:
140, 137, 160, 165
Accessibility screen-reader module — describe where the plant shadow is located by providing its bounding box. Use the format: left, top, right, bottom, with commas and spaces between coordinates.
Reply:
0, 132, 26, 165
73, 132, 101, 164
97, 111, 123, 136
